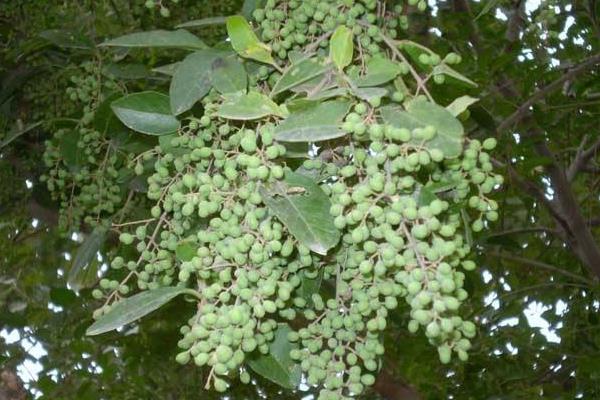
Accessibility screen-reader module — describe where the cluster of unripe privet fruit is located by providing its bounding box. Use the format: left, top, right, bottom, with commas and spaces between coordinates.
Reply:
42, 0, 502, 399
40, 61, 131, 232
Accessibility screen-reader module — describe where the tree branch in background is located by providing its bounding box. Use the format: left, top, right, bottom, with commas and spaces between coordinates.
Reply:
487, 2, 600, 280
0, 370, 26, 400
374, 369, 421, 400
497, 52, 600, 134
567, 136, 600, 181
488, 251, 590, 284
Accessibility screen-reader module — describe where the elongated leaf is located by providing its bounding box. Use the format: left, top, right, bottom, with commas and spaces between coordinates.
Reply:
242, 0, 266, 19
260, 171, 340, 255
39, 29, 93, 49
59, 130, 83, 169
446, 95, 479, 117
86, 287, 190, 335
152, 62, 181, 76
433, 64, 478, 87
274, 100, 350, 142
247, 324, 302, 389
211, 55, 247, 94
0, 121, 42, 149
68, 227, 106, 292
94, 92, 128, 136
176, 16, 227, 28
112, 91, 179, 135
297, 268, 324, 305
226, 15, 274, 65
100, 29, 206, 50
353, 87, 387, 102
271, 58, 329, 96
475, 0, 502, 20
216, 91, 283, 120
381, 99, 464, 158
169, 50, 220, 115
399, 40, 432, 68
103, 63, 149, 80
417, 185, 438, 207
353, 56, 401, 87
330, 25, 353, 70
308, 87, 348, 101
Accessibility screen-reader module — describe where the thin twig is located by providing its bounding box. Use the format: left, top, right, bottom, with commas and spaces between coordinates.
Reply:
488, 251, 590, 284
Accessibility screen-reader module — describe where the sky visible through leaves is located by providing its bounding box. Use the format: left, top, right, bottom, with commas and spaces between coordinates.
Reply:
1, 0, 594, 397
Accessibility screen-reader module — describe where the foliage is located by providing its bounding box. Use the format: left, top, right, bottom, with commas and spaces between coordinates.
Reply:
2, 0, 600, 399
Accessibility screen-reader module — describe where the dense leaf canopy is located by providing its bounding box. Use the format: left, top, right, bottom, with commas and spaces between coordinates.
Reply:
1, 1, 600, 399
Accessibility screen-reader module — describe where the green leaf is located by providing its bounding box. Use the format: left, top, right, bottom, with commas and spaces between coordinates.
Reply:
226, 15, 274, 65
460, 209, 473, 248
433, 64, 478, 87
175, 242, 196, 262
260, 171, 340, 255
216, 91, 283, 120
39, 29, 93, 49
399, 40, 432, 69
49, 288, 78, 307
93, 92, 128, 136
111, 91, 179, 135
446, 95, 479, 117
353, 87, 387, 102
475, 0, 502, 20
381, 99, 465, 158
247, 323, 302, 389
242, 0, 266, 19
211, 55, 248, 94
353, 56, 401, 87
274, 100, 351, 142
297, 269, 324, 305
59, 130, 83, 169
425, 177, 461, 193
330, 25, 353, 70
271, 58, 329, 96
86, 287, 190, 335
0, 121, 42, 149
308, 87, 348, 101
99, 29, 206, 50
152, 62, 181, 76
68, 227, 106, 292
169, 50, 220, 115
176, 16, 227, 29
416, 185, 438, 207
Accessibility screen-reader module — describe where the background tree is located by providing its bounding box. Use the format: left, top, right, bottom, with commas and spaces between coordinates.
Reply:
1, 1, 599, 399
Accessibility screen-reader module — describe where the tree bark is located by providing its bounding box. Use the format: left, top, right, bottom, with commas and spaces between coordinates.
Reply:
374, 369, 421, 400
0, 370, 26, 400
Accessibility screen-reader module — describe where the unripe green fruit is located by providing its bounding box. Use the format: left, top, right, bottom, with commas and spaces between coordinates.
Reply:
192, 352, 208, 366
213, 378, 228, 392
215, 345, 233, 363
483, 137, 497, 150
175, 351, 190, 364
119, 233, 134, 245
438, 344, 451, 364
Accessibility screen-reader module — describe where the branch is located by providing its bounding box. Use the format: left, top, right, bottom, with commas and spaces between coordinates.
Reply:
491, 158, 568, 231
586, 217, 600, 227
504, 0, 526, 51
487, 251, 590, 284
485, 226, 559, 237
567, 136, 600, 181
0, 369, 26, 400
451, 0, 482, 51
497, 52, 600, 134
374, 368, 421, 400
